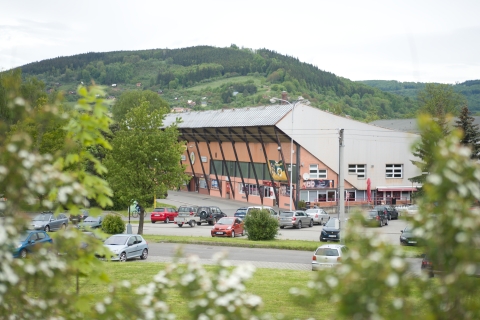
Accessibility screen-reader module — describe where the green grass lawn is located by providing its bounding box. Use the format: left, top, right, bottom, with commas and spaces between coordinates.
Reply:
189, 76, 262, 91
78, 261, 331, 319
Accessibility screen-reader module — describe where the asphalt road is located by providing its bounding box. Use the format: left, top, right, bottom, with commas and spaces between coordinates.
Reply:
141, 242, 423, 274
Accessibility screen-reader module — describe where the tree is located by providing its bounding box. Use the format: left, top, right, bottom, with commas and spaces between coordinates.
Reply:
111, 90, 169, 122
1, 79, 264, 319
104, 99, 187, 234
417, 83, 465, 119
455, 105, 480, 159
292, 116, 480, 319
409, 83, 465, 192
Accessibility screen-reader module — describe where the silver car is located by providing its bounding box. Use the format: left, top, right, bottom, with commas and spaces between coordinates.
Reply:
30, 212, 69, 232
279, 210, 313, 229
102, 234, 148, 262
312, 244, 348, 270
305, 208, 330, 225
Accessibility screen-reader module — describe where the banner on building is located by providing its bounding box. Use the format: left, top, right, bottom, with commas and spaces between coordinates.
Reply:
268, 160, 288, 181
302, 180, 335, 189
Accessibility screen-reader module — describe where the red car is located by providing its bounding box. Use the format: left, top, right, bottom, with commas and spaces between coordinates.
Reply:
211, 217, 244, 238
150, 207, 178, 223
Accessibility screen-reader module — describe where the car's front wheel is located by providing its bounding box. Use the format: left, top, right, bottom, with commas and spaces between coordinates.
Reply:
44, 225, 50, 232
61, 224, 66, 230
165, 218, 170, 224
119, 252, 127, 262
140, 249, 148, 260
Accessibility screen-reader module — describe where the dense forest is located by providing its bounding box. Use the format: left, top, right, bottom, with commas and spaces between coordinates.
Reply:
360, 80, 480, 114
10, 45, 474, 121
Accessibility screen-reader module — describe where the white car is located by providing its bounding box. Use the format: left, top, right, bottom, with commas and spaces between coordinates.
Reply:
305, 208, 330, 225
403, 205, 418, 216
312, 244, 348, 271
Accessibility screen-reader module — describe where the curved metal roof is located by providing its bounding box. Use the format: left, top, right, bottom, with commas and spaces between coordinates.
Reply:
163, 104, 294, 128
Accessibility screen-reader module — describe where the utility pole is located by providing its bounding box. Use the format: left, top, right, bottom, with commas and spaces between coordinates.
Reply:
339, 129, 345, 244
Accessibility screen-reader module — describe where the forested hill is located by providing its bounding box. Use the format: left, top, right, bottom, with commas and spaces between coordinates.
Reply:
359, 80, 480, 114
16, 45, 420, 121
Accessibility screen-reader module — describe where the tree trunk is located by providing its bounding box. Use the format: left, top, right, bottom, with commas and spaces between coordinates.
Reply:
137, 205, 145, 234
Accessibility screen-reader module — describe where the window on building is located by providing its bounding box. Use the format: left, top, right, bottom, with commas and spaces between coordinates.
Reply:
348, 164, 366, 178
386, 164, 403, 178
309, 164, 327, 179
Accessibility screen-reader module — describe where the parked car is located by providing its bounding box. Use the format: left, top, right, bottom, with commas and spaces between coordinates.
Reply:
306, 208, 330, 225
150, 207, 178, 223
77, 215, 104, 230
234, 207, 248, 220
211, 217, 245, 237
13, 230, 53, 258
320, 218, 341, 242
30, 212, 69, 232
373, 205, 398, 220
312, 244, 348, 270
403, 205, 418, 216
365, 209, 389, 227
101, 234, 148, 262
69, 209, 90, 223
400, 225, 421, 245
421, 254, 480, 278
195, 206, 227, 225
279, 210, 313, 229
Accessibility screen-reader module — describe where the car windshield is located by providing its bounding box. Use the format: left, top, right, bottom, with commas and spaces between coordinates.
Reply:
179, 207, 194, 213
325, 218, 338, 228
235, 208, 247, 214
315, 248, 339, 256
404, 226, 413, 232
305, 209, 318, 214
280, 211, 293, 217
84, 217, 99, 222
104, 235, 128, 245
33, 214, 50, 221
217, 218, 234, 225
18, 233, 31, 242
153, 208, 165, 212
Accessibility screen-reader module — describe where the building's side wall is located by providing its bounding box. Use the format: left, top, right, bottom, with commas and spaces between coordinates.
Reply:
276, 104, 421, 191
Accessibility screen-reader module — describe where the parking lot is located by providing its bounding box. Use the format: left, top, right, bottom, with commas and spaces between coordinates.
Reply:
129, 190, 409, 245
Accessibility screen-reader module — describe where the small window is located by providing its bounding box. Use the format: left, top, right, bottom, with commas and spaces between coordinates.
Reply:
386, 164, 403, 178
348, 164, 366, 179
37, 232, 45, 240
309, 165, 327, 179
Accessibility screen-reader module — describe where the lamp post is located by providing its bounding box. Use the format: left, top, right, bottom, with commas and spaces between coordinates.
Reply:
270, 97, 303, 211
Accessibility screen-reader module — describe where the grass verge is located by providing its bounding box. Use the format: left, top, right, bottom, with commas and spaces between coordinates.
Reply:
78, 261, 331, 319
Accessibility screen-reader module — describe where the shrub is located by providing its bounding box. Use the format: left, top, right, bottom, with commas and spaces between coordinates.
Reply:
298, 200, 306, 209
243, 209, 278, 241
101, 214, 126, 234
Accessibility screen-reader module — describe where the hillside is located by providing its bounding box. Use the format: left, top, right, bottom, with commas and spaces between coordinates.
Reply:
15, 45, 421, 121
359, 80, 480, 114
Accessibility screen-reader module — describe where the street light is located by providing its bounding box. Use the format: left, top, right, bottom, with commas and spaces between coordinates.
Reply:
270, 96, 304, 211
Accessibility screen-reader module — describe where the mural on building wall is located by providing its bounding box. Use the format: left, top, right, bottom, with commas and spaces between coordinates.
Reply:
268, 160, 288, 181
302, 180, 335, 189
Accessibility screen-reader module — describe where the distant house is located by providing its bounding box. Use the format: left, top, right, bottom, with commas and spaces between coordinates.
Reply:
187, 100, 196, 107
171, 107, 190, 113
112, 84, 117, 87
157, 90, 163, 94
136, 83, 142, 87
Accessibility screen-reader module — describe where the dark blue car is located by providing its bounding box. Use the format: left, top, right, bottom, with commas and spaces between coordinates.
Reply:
13, 230, 53, 258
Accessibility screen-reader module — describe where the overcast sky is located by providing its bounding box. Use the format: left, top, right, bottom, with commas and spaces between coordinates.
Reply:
1, 0, 479, 84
